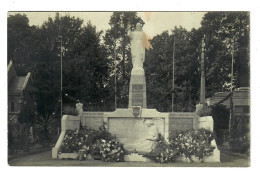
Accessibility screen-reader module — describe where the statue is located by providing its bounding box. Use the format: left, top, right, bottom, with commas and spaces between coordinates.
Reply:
128, 23, 147, 68
76, 102, 83, 116
76, 102, 84, 127
124, 119, 158, 153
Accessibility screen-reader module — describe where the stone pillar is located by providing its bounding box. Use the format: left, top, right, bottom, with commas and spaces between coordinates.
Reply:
128, 67, 147, 108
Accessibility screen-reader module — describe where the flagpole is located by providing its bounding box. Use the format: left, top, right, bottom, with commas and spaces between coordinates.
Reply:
229, 36, 235, 134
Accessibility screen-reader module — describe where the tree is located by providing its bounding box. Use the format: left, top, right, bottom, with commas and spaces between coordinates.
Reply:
145, 27, 200, 112
31, 13, 84, 63
8, 13, 35, 75
200, 12, 250, 95
62, 22, 111, 111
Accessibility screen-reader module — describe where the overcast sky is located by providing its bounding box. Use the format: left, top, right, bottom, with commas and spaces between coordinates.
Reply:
8, 11, 206, 38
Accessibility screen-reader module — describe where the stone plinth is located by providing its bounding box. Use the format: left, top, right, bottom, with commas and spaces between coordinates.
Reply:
198, 116, 214, 132
128, 67, 147, 108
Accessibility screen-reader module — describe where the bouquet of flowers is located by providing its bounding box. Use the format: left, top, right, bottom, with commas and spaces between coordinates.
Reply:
143, 135, 179, 163
59, 128, 100, 153
169, 128, 215, 160
95, 139, 125, 162
59, 127, 125, 162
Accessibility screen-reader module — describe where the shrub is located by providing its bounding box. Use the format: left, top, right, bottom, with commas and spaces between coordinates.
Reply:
63, 105, 78, 116
229, 115, 250, 154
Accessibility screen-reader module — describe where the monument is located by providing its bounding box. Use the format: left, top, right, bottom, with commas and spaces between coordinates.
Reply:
128, 23, 147, 108
52, 23, 220, 162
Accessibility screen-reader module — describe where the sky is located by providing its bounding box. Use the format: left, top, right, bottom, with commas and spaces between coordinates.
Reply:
8, 11, 206, 38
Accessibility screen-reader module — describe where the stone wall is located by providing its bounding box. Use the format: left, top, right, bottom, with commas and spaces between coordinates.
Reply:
52, 115, 80, 158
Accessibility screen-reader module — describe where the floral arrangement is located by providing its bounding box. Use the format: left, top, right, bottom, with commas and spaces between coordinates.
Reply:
59, 128, 100, 153
169, 128, 215, 160
59, 126, 125, 162
143, 135, 179, 163
94, 139, 125, 162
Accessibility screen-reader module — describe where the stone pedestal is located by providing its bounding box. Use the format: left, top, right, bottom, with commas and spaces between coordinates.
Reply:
128, 67, 147, 108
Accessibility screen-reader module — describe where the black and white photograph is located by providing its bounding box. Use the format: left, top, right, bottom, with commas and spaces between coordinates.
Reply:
6, 11, 250, 168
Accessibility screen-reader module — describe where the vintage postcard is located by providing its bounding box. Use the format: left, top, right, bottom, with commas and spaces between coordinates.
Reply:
7, 11, 250, 169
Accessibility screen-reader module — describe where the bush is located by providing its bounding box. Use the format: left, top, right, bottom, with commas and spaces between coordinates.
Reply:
63, 105, 78, 116
229, 135, 249, 154
229, 116, 250, 154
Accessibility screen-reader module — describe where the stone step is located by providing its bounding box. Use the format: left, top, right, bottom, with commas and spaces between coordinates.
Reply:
124, 153, 154, 162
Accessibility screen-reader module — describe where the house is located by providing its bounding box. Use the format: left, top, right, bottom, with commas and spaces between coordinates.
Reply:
207, 87, 250, 120
8, 60, 35, 123
8, 60, 36, 152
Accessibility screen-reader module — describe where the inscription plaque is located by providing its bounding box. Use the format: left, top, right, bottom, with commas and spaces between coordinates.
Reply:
132, 84, 144, 106
169, 117, 194, 134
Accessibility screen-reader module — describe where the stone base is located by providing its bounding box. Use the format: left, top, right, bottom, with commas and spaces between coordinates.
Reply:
124, 153, 153, 162
128, 67, 147, 108
58, 153, 79, 160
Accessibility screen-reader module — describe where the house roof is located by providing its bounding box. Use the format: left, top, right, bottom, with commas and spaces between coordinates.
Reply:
9, 77, 26, 93
7, 60, 13, 72
8, 72, 31, 94
8, 60, 31, 94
